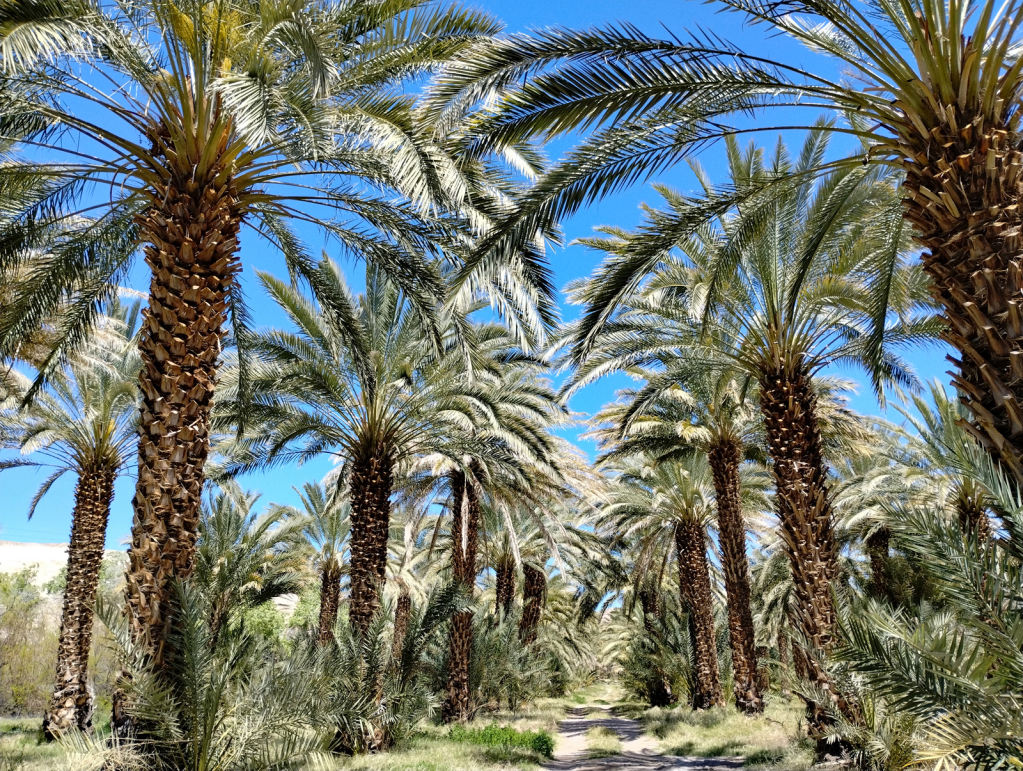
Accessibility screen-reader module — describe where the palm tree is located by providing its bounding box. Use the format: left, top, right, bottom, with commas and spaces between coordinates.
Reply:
191, 485, 306, 646
408, 347, 566, 723
587, 375, 768, 713
893, 381, 993, 537
518, 562, 548, 647
0, 0, 504, 667
426, 0, 1023, 480
442, 462, 483, 722
272, 482, 350, 645
837, 446, 1023, 767
0, 302, 139, 737
217, 260, 487, 635
602, 456, 726, 709
565, 133, 930, 732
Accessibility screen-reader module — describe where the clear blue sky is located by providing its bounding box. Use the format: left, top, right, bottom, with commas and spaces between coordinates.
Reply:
0, 0, 949, 549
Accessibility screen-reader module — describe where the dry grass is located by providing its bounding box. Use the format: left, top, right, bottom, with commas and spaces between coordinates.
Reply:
0, 725, 66, 771
307, 736, 546, 771
0, 688, 814, 771
568, 682, 620, 706
585, 726, 621, 758
623, 698, 814, 770
313, 701, 570, 771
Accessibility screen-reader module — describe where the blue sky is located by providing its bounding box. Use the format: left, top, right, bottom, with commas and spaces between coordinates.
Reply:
0, 0, 950, 549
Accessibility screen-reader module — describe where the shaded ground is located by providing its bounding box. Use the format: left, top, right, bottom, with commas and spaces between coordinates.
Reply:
545, 706, 744, 771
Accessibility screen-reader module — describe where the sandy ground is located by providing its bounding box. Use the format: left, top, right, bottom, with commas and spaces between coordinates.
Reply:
545, 706, 744, 771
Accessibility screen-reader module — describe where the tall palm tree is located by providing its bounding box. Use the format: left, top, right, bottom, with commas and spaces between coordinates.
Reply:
272, 482, 351, 645
217, 260, 487, 635
0, 0, 504, 667
602, 456, 726, 709
0, 302, 139, 737
587, 375, 768, 714
564, 133, 931, 732
426, 0, 1023, 480
408, 349, 566, 723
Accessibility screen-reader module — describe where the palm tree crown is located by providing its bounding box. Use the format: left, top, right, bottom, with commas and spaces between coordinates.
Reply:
0, 0, 509, 670
425, 0, 1023, 479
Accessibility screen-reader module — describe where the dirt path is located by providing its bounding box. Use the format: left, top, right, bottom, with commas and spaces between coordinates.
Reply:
544, 706, 744, 771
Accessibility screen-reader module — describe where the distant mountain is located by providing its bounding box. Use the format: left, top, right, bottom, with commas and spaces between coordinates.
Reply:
0, 540, 301, 618
0, 541, 121, 586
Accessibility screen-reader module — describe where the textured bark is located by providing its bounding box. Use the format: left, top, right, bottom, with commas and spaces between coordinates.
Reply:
778, 632, 792, 696
755, 646, 770, 693
901, 123, 1023, 483
639, 582, 661, 637
125, 163, 241, 671
317, 567, 342, 645
348, 447, 393, 636
638, 582, 673, 707
758, 362, 859, 735
43, 467, 116, 739
707, 436, 763, 714
866, 528, 892, 602
443, 471, 480, 723
443, 612, 473, 723
518, 564, 546, 646
495, 554, 516, 619
956, 481, 991, 539
674, 520, 723, 710
391, 589, 411, 662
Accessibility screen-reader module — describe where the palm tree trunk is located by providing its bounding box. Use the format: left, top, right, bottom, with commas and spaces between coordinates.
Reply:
495, 554, 515, 619
318, 567, 342, 645
758, 362, 859, 737
866, 528, 891, 602
348, 446, 393, 636
777, 630, 789, 672
639, 582, 673, 707
639, 581, 660, 636
518, 564, 545, 645
674, 520, 723, 710
43, 466, 115, 739
903, 130, 1023, 483
391, 588, 412, 662
707, 436, 763, 714
125, 177, 241, 670
443, 470, 480, 724
778, 631, 792, 696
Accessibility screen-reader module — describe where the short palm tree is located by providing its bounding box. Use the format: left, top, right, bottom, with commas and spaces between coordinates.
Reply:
565, 133, 931, 731
0, 0, 503, 666
830, 445, 911, 603
602, 456, 725, 709
272, 482, 351, 645
427, 0, 1023, 479
216, 260, 484, 635
587, 375, 768, 714
837, 447, 1023, 768
0, 302, 139, 737
191, 485, 306, 646
894, 381, 993, 537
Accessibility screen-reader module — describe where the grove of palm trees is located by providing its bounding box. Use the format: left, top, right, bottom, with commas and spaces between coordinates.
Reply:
0, 0, 1020, 769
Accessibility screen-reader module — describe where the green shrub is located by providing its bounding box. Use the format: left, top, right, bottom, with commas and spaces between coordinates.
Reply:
448, 724, 555, 758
